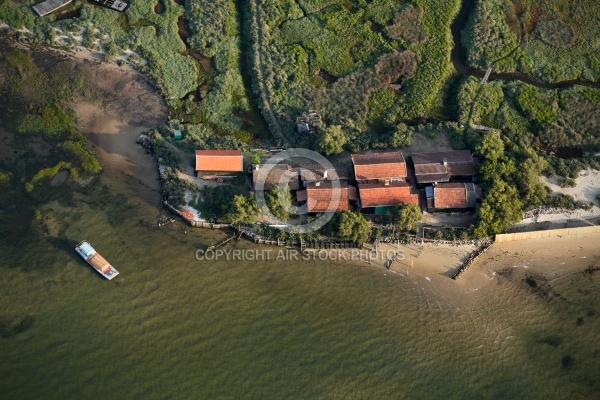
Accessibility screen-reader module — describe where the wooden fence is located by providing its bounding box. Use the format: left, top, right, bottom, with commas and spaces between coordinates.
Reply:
495, 225, 600, 243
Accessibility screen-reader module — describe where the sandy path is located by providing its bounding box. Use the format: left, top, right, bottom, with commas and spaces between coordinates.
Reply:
542, 169, 600, 205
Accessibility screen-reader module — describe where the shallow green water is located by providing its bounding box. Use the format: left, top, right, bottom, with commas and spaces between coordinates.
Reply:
1, 175, 599, 399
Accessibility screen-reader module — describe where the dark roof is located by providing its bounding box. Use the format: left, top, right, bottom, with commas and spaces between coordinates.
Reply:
358, 182, 419, 208
412, 150, 474, 183
296, 164, 344, 182
304, 181, 349, 212
252, 163, 300, 191
348, 186, 358, 201
296, 189, 307, 202
412, 150, 473, 165
195, 150, 243, 172
352, 152, 407, 181
433, 182, 479, 209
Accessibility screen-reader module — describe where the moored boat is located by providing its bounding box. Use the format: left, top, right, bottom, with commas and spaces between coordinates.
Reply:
75, 241, 119, 280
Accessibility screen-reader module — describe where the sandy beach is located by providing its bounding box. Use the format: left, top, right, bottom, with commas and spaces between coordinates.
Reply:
354, 232, 600, 303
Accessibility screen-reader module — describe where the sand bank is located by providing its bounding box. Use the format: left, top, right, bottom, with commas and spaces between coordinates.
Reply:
358, 232, 599, 302
69, 56, 167, 205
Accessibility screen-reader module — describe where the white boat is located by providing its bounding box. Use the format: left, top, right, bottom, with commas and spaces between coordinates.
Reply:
75, 241, 119, 280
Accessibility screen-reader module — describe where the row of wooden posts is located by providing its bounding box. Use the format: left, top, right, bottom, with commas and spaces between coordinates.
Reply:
451, 240, 493, 280
235, 227, 360, 249
164, 202, 494, 278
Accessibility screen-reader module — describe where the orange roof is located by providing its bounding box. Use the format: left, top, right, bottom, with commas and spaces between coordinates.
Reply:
433, 182, 470, 209
195, 150, 243, 172
305, 182, 349, 213
351, 152, 407, 181
358, 182, 419, 208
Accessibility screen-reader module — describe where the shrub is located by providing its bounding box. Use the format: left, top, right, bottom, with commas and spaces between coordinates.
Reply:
17, 105, 76, 137
264, 185, 294, 222
544, 193, 578, 210
462, 0, 518, 69
0, 171, 13, 187
516, 85, 558, 124
162, 167, 191, 207
228, 194, 259, 224
558, 177, 576, 188
385, 5, 429, 45
198, 185, 248, 223
59, 141, 102, 174
149, 130, 181, 168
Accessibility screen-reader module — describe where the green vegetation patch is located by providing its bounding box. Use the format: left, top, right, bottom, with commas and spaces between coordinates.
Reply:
0, 48, 102, 188
515, 85, 559, 124
322, 211, 371, 244
453, 75, 599, 236
281, 7, 386, 77
180, 0, 265, 142
386, 4, 429, 46
246, 0, 460, 146
199, 185, 256, 224
465, 0, 600, 81
462, 0, 519, 71
535, 19, 576, 48
1, 0, 197, 99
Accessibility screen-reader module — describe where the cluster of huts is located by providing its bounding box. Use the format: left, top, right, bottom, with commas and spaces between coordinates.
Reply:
194, 148, 481, 215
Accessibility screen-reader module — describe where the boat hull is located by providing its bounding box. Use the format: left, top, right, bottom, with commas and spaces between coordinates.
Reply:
75, 241, 120, 280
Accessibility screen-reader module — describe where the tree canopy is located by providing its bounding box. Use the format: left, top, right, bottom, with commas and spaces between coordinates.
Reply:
228, 195, 259, 224
388, 203, 422, 232
314, 125, 348, 156
265, 185, 294, 222
200, 187, 259, 224
324, 211, 371, 244
473, 180, 522, 237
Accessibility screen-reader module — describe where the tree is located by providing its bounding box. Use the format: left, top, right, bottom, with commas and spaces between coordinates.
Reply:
473, 180, 522, 237
476, 130, 504, 162
323, 211, 371, 244
228, 194, 259, 224
201, 185, 237, 221
0, 171, 11, 187
388, 203, 422, 232
265, 185, 294, 221
314, 125, 347, 156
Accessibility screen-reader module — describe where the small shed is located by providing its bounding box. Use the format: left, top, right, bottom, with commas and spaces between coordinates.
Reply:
169, 120, 182, 140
